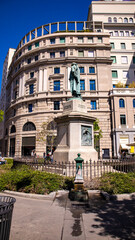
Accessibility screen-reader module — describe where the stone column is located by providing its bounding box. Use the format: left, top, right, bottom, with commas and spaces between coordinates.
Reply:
43, 69, 47, 91
38, 69, 43, 92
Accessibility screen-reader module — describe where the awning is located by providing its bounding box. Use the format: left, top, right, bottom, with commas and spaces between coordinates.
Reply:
126, 142, 135, 146
120, 144, 130, 149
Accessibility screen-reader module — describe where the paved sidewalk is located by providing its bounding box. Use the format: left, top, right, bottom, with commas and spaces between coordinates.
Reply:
0, 191, 135, 240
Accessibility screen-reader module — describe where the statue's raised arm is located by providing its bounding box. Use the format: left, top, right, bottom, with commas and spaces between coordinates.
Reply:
69, 63, 81, 98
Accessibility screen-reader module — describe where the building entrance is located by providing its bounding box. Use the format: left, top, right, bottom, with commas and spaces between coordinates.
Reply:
10, 138, 15, 157
22, 137, 35, 156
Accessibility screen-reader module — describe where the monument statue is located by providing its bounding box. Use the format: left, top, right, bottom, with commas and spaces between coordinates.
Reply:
69, 63, 81, 98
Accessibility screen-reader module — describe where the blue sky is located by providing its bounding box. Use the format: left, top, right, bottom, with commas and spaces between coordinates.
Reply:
0, 0, 92, 93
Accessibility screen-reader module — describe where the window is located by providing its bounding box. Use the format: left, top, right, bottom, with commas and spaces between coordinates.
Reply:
133, 57, 135, 64
110, 43, 115, 49
129, 18, 133, 23
80, 80, 85, 90
121, 56, 128, 64
112, 71, 118, 78
124, 18, 128, 23
90, 80, 96, 91
123, 71, 128, 79
35, 55, 38, 61
35, 42, 39, 47
114, 31, 119, 36
132, 44, 135, 50
13, 109, 16, 116
121, 43, 126, 49
54, 81, 60, 91
50, 38, 55, 44
29, 84, 34, 94
91, 100, 96, 110
78, 37, 83, 43
19, 51, 22, 57
108, 17, 112, 23
131, 32, 134, 37
15, 91, 17, 99
30, 72, 34, 78
119, 99, 125, 108
113, 17, 117, 23
89, 67, 95, 74
23, 122, 36, 131
28, 45, 32, 51
120, 31, 124, 37
125, 31, 129, 36
120, 115, 126, 125
54, 67, 60, 74
133, 99, 135, 108
111, 56, 116, 64
109, 32, 113, 36
54, 101, 60, 110
79, 67, 84, 73
28, 104, 33, 113
88, 51, 94, 57
10, 125, 16, 133
133, 116, 135, 128
50, 52, 55, 58
60, 51, 65, 57
28, 58, 31, 64
60, 37, 65, 43
78, 51, 84, 57
98, 37, 102, 43
88, 37, 93, 43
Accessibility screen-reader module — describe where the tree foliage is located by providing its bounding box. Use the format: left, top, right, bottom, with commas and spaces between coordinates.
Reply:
0, 110, 4, 122
37, 117, 57, 151
93, 119, 102, 146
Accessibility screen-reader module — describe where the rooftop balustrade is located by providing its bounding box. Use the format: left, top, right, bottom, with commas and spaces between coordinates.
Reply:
17, 21, 104, 51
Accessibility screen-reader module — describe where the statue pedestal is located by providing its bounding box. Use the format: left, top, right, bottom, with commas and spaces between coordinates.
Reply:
53, 98, 98, 162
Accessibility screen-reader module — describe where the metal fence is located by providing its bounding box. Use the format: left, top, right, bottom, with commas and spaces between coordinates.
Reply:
26, 158, 135, 180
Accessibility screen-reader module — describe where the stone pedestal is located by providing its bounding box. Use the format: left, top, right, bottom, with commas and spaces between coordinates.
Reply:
53, 98, 98, 162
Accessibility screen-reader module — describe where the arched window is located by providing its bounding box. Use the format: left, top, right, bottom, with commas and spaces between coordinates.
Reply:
124, 18, 128, 23
113, 17, 117, 23
108, 17, 112, 23
119, 99, 125, 108
119, 17, 123, 23
10, 125, 16, 133
133, 99, 135, 108
23, 122, 36, 131
129, 18, 133, 23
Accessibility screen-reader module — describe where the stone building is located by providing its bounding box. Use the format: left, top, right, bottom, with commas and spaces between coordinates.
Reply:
2, 21, 112, 158
0, 48, 15, 153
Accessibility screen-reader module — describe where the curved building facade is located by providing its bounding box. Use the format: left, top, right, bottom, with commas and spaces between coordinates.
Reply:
4, 21, 113, 158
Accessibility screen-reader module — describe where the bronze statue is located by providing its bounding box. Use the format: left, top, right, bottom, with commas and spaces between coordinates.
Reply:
69, 63, 81, 98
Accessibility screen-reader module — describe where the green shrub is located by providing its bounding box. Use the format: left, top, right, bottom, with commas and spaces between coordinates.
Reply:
99, 172, 135, 194
0, 165, 74, 194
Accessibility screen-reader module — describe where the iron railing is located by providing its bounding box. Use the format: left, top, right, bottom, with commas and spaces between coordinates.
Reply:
24, 158, 135, 180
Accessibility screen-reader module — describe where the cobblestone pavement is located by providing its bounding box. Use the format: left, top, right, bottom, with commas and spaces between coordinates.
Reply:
1, 191, 135, 240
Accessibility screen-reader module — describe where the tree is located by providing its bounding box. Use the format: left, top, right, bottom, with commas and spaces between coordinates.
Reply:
128, 81, 135, 88
37, 117, 57, 154
0, 110, 4, 122
93, 119, 102, 154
